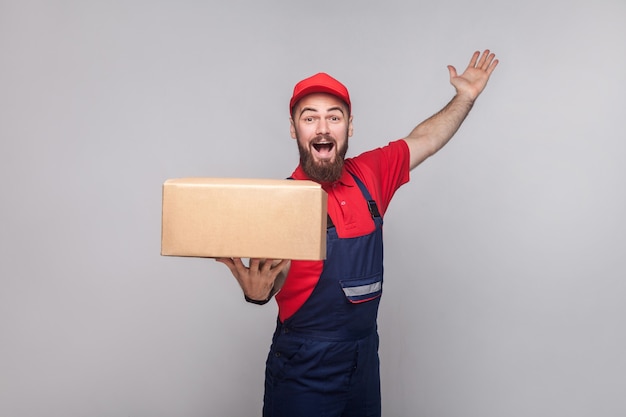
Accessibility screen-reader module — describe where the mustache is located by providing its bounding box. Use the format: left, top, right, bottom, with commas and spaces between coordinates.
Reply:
312, 134, 334, 143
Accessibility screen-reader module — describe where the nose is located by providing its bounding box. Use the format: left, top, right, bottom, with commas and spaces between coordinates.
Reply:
316, 118, 330, 135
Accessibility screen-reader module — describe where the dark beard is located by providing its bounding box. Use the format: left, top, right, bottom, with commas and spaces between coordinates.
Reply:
298, 137, 348, 183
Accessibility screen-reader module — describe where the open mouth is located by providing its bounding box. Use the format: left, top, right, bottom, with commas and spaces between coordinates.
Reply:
312, 142, 335, 160
313, 142, 334, 153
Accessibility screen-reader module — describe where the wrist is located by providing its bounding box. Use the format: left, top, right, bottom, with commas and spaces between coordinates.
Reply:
454, 91, 478, 104
244, 288, 274, 305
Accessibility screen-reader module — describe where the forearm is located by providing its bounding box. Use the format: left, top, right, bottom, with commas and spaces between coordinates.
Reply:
404, 93, 474, 170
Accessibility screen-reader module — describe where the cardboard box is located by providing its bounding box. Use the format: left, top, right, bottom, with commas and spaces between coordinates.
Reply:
161, 178, 327, 260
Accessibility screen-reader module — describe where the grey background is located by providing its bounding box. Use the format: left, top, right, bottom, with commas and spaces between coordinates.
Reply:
1, 0, 625, 416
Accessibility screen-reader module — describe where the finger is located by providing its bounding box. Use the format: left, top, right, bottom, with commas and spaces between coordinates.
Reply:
273, 259, 290, 275
486, 57, 499, 74
233, 257, 249, 274
215, 257, 233, 266
268, 259, 289, 276
215, 257, 238, 275
483, 52, 495, 69
274, 259, 289, 269
251, 258, 270, 275
260, 258, 275, 274
261, 259, 285, 276
468, 51, 480, 68
476, 49, 490, 69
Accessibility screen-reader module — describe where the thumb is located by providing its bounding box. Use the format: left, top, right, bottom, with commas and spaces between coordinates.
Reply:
447, 65, 458, 79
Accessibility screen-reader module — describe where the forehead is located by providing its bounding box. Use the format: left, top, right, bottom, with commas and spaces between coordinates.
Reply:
293, 93, 349, 114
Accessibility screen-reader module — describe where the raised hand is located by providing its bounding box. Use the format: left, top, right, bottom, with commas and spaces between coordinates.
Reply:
447, 50, 499, 101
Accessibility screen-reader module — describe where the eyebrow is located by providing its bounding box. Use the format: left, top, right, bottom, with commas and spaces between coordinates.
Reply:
299, 106, 345, 117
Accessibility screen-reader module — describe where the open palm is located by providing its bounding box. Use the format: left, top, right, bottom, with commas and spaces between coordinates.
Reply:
448, 50, 499, 100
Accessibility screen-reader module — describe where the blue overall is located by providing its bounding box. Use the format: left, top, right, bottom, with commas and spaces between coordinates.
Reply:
263, 173, 384, 417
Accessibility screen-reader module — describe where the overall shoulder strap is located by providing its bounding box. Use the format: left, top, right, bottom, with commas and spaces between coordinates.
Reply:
347, 172, 381, 220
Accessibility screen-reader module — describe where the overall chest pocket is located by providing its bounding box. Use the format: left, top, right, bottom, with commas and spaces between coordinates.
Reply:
339, 272, 383, 304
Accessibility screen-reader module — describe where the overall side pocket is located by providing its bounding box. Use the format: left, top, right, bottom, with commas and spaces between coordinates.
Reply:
339, 272, 383, 304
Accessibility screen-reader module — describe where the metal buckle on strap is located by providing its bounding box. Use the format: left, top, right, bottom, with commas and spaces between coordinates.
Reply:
367, 200, 380, 218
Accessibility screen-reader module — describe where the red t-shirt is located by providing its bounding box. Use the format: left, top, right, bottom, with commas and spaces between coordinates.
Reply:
275, 139, 411, 321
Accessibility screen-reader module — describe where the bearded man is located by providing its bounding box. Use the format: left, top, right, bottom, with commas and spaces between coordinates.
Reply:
217, 50, 499, 417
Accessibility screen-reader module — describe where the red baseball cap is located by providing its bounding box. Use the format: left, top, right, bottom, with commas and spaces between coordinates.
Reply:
289, 72, 351, 114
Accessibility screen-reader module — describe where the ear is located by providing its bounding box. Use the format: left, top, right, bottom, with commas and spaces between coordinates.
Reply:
289, 118, 297, 139
347, 115, 354, 137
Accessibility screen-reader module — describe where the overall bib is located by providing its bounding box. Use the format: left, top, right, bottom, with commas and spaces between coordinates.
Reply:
263, 173, 384, 417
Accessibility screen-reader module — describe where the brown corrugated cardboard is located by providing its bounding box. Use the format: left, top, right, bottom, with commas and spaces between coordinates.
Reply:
161, 178, 327, 260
